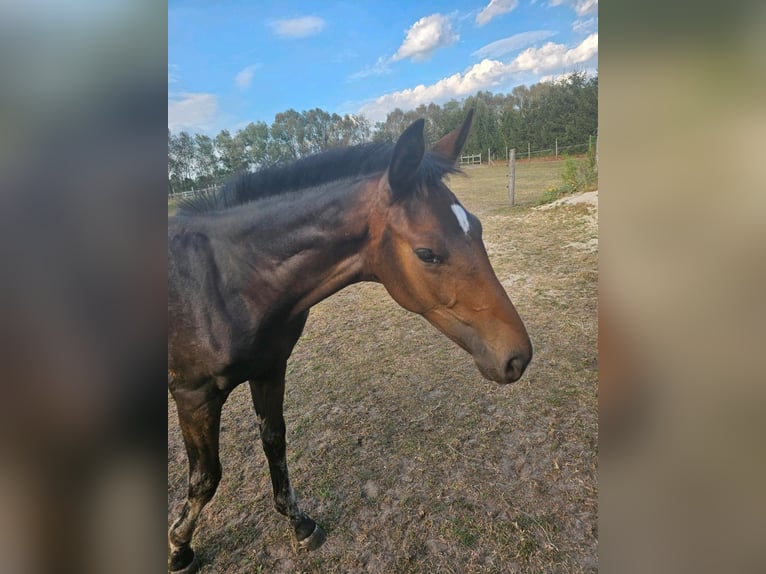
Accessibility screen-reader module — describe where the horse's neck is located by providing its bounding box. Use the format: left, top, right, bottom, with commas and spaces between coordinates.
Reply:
221, 179, 377, 318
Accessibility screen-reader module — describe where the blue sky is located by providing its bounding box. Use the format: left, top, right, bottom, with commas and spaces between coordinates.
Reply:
168, 0, 598, 135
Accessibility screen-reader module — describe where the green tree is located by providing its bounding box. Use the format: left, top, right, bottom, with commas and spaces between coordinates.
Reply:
302, 108, 332, 155
327, 113, 370, 148
373, 108, 419, 143
168, 73, 598, 192
463, 93, 502, 159
214, 129, 246, 175
168, 131, 196, 189
237, 121, 270, 170
193, 133, 217, 187
168, 129, 180, 194
268, 109, 304, 163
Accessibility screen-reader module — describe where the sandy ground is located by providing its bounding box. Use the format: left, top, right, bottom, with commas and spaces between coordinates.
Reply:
534, 190, 598, 210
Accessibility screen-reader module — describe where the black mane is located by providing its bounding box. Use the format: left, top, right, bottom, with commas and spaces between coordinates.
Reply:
176, 142, 461, 215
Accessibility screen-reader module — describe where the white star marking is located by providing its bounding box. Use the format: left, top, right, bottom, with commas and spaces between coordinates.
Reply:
451, 204, 470, 234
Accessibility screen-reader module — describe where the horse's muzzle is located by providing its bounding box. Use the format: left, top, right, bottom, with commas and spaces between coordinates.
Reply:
476, 344, 532, 384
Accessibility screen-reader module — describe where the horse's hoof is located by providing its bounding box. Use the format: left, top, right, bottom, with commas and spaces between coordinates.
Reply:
298, 523, 326, 551
169, 548, 198, 574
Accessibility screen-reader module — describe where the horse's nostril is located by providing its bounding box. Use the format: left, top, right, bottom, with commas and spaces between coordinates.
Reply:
505, 357, 520, 382
504, 352, 529, 383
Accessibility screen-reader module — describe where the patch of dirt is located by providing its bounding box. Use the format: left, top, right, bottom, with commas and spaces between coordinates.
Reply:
534, 190, 598, 210
534, 191, 598, 254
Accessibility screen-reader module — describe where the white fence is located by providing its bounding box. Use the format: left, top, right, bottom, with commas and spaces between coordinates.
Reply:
170, 184, 220, 199
459, 153, 482, 166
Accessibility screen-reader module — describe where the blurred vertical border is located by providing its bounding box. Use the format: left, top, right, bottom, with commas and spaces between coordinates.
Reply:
0, 1, 166, 573
1, 1, 765, 573
601, 0, 766, 572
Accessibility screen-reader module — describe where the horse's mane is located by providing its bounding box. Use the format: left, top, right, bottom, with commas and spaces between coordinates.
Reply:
176, 142, 461, 216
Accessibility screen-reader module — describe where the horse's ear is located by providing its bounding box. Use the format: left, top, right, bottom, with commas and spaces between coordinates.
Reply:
388, 118, 425, 197
431, 108, 474, 161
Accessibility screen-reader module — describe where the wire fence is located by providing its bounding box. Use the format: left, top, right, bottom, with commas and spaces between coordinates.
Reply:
526, 142, 590, 159
501, 141, 592, 162
461, 140, 595, 168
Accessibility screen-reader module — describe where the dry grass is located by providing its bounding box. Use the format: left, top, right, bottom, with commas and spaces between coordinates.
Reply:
455, 158, 570, 209
168, 159, 598, 573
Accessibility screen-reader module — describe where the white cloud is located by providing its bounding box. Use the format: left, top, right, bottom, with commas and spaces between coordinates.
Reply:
392, 14, 458, 62
472, 30, 558, 59
512, 33, 598, 72
572, 16, 597, 34
331, 48, 359, 64
168, 92, 218, 133
269, 16, 325, 38
476, 0, 519, 26
359, 60, 506, 121
168, 64, 180, 85
234, 64, 260, 90
348, 56, 392, 81
351, 14, 457, 81
538, 71, 571, 84
550, 0, 598, 17
538, 66, 597, 84
359, 33, 597, 121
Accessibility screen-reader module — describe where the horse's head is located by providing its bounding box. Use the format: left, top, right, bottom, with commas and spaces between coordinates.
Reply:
366, 110, 532, 384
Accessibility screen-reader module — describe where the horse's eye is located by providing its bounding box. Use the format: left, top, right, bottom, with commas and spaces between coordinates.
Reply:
414, 248, 443, 264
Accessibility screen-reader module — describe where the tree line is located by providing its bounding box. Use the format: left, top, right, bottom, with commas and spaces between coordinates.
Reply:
169, 72, 597, 194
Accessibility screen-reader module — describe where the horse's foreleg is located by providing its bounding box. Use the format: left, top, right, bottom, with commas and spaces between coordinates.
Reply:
168, 386, 225, 573
249, 377, 326, 551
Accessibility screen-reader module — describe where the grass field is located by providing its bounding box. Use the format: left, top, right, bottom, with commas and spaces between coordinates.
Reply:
168, 158, 598, 573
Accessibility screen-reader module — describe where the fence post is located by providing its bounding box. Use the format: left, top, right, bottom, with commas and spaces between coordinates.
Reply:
528, 142, 531, 161
595, 134, 599, 173
509, 148, 516, 207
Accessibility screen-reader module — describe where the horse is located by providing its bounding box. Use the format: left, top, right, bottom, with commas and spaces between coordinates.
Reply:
167, 110, 532, 573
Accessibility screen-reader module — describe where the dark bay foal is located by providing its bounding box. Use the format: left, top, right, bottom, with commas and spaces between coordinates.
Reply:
168, 110, 532, 572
